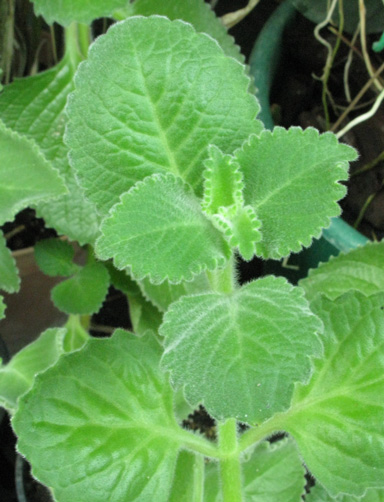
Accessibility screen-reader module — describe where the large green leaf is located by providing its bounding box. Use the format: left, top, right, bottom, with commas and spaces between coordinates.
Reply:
13, 331, 190, 502
307, 483, 384, 502
0, 54, 99, 244
299, 241, 384, 302
161, 276, 322, 423
205, 438, 306, 501
96, 173, 230, 284
0, 230, 19, 293
117, 0, 243, 62
31, 0, 128, 26
234, 127, 357, 259
0, 120, 66, 224
283, 292, 384, 497
66, 16, 262, 216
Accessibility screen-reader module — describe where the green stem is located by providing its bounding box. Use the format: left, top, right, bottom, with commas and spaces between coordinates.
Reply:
206, 254, 237, 294
218, 419, 243, 502
192, 454, 205, 502
64, 23, 90, 68
238, 412, 287, 452
64, 315, 90, 351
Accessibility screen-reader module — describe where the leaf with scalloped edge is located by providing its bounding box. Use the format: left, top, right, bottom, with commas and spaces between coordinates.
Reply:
283, 292, 384, 497
0, 121, 66, 224
51, 262, 109, 315
160, 276, 322, 423
234, 127, 357, 259
34, 238, 79, 277
299, 241, 384, 302
204, 437, 306, 502
96, 173, 230, 284
307, 483, 384, 502
12, 330, 191, 502
66, 16, 262, 217
0, 55, 99, 245
31, 0, 129, 26
115, 0, 243, 62
0, 230, 19, 293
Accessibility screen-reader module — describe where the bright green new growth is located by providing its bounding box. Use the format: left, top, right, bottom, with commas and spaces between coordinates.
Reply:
0, 231, 19, 293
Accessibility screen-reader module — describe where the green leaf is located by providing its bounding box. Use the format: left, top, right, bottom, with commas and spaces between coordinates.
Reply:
168, 450, 197, 501
307, 483, 384, 502
116, 0, 244, 62
161, 276, 322, 423
0, 55, 99, 244
0, 296, 5, 319
0, 230, 20, 293
34, 238, 79, 277
13, 330, 187, 502
205, 438, 306, 501
0, 328, 67, 414
96, 173, 230, 284
128, 294, 163, 337
299, 241, 384, 302
66, 16, 262, 216
31, 0, 128, 26
283, 292, 384, 497
51, 262, 109, 315
0, 120, 66, 224
234, 127, 357, 259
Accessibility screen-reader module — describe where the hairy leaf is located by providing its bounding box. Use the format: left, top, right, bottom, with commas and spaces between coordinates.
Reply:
66, 16, 262, 216
0, 230, 19, 293
13, 331, 188, 502
34, 238, 79, 277
299, 241, 384, 301
234, 127, 357, 259
0, 121, 66, 224
284, 292, 384, 497
307, 483, 384, 501
96, 173, 230, 284
161, 276, 322, 423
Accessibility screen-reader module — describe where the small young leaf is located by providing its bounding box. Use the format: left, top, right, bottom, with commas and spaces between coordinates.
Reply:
13, 331, 187, 502
234, 127, 357, 259
96, 173, 230, 284
0, 230, 20, 293
299, 241, 384, 301
283, 292, 384, 497
205, 437, 306, 501
0, 55, 99, 245
128, 293, 163, 337
0, 121, 66, 224
66, 16, 262, 216
34, 238, 79, 277
306, 483, 384, 501
161, 276, 322, 423
51, 262, 109, 315
0, 328, 67, 414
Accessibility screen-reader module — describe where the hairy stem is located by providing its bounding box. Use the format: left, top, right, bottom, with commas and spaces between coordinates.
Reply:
192, 454, 205, 502
219, 419, 243, 501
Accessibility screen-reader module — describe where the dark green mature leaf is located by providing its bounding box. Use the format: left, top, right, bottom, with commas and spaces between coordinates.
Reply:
116, 0, 243, 62
307, 483, 384, 501
96, 173, 230, 284
13, 331, 188, 502
0, 121, 66, 224
66, 16, 262, 216
205, 438, 306, 501
34, 238, 79, 277
0, 230, 19, 293
0, 55, 99, 244
234, 127, 357, 259
31, 0, 128, 26
284, 292, 384, 497
51, 262, 109, 315
161, 276, 322, 423
299, 241, 384, 301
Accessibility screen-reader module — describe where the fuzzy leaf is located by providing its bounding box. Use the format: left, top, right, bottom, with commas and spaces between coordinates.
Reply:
128, 294, 163, 337
0, 230, 19, 293
0, 120, 66, 224
284, 292, 384, 497
307, 483, 384, 502
66, 16, 262, 216
51, 262, 109, 315
161, 276, 322, 423
116, 0, 243, 62
205, 438, 306, 501
31, 0, 128, 26
168, 451, 197, 501
96, 173, 229, 284
299, 241, 384, 301
0, 55, 99, 245
0, 328, 67, 414
13, 331, 187, 502
34, 238, 79, 277
234, 127, 357, 259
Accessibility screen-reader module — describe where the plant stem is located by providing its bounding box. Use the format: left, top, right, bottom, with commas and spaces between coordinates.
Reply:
206, 254, 237, 294
218, 419, 243, 502
192, 454, 205, 502
64, 23, 90, 68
